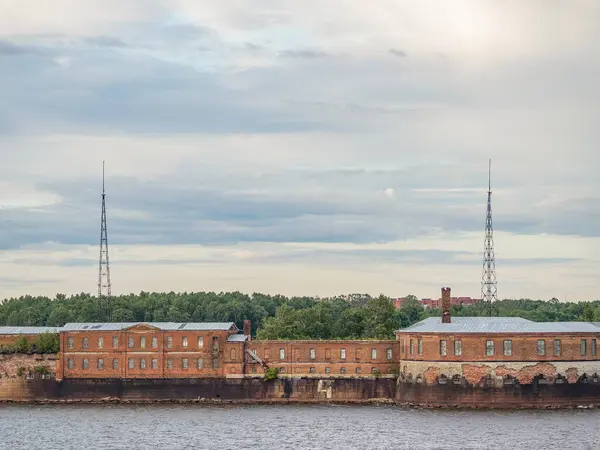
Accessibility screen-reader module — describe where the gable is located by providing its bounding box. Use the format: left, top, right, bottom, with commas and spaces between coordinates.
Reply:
124, 323, 161, 332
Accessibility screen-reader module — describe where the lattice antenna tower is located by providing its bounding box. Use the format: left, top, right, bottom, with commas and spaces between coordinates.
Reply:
98, 161, 112, 321
481, 158, 497, 316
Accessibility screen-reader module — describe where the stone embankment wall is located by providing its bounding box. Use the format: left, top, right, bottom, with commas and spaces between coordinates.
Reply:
396, 360, 600, 408
0, 377, 396, 404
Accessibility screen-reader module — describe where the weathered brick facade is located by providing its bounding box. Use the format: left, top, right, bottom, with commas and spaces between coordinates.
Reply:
245, 340, 399, 377
57, 323, 243, 380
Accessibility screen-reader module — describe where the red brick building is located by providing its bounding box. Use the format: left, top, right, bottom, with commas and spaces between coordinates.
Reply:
56, 321, 248, 380
0, 326, 61, 348
395, 288, 600, 386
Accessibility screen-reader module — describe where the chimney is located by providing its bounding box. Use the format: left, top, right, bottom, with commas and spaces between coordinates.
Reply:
441, 287, 451, 323
243, 320, 251, 340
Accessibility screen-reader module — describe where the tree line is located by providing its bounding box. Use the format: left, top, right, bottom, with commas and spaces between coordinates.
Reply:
0, 291, 599, 340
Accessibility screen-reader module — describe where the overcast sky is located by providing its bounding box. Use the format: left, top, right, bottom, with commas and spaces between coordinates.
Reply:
1, 0, 599, 300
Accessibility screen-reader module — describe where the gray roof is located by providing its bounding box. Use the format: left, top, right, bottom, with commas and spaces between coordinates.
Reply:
0, 326, 62, 335
396, 317, 600, 334
227, 334, 249, 342
61, 322, 238, 332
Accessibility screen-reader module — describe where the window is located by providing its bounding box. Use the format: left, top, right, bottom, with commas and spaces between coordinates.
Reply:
410, 339, 414, 355
167, 336, 173, 348
97, 358, 104, 370
279, 348, 285, 360
212, 358, 219, 369
440, 340, 447, 356
355, 367, 361, 373
310, 348, 316, 360
371, 348, 377, 359
355, 349, 362, 359
167, 358, 173, 369
454, 340, 462, 356
98, 337, 104, 348
417, 339, 423, 356
325, 367, 331, 373
197, 336, 204, 348
151, 336, 157, 348
182, 336, 188, 347
537, 340, 545, 356
553, 339, 561, 356
230, 349, 236, 359
182, 358, 188, 369
503, 340, 512, 356
592, 339, 597, 356
112, 336, 118, 348
67, 337, 74, 349
152, 359, 158, 369
580, 339, 587, 356
83, 358, 89, 369
371, 367, 378, 374
140, 337, 146, 348
341, 348, 346, 360
279, 367, 285, 373
67, 359, 74, 369
212, 336, 219, 349
112, 359, 118, 369
128, 337, 134, 348
82, 337, 88, 349
197, 358, 204, 369
486, 340, 494, 356
140, 359, 146, 369
340, 367, 346, 374
309, 367, 316, 373
128, 358, 134, 369
386, 348, 393, 360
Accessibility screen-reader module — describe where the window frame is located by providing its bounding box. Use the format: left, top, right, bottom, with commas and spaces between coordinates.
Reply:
454, 340, 462, 356
580, 339, 587, 356
309, 348, 316, 360
553, 339, 561, 356
485, 340, 494, 357
440, 340, 447, 356
97, 337, 104, 348
536, 340, 545, 356
503, 340, 512, 357
340, 348, 346, 360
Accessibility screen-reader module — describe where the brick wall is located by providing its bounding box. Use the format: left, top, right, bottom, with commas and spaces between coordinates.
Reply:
59, 325, 234, 379
0, 353, 57, 378
245, 340, 400, 377
397, 333, 600, 362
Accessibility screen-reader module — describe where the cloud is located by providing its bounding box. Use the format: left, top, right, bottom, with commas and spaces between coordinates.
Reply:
0, 0, 599, 299
83, 35, 128, 47
389, 48, 407, 57
0, 39, 44, 56
278, 49, 330, 58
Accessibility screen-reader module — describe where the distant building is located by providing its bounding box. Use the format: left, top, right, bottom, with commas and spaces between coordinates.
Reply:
392, 295, 481, 309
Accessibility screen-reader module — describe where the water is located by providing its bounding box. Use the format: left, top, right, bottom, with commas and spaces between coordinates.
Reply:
0, 404, 598, 449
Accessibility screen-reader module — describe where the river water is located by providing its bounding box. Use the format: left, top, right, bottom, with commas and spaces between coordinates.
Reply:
0, 404, 598, 449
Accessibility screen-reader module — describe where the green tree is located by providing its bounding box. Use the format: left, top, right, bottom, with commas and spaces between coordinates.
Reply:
362, 295, 397, 339
14, 336, 31, 353
34, 333, 60, 353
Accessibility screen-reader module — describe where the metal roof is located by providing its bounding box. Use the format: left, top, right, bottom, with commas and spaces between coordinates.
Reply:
0, 326, 62, 335
61, 322, 237, 332
227, 334, 249, 342
396, 317, 600, 334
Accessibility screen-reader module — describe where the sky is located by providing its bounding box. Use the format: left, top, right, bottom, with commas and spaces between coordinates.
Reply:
1, 0, 599, 301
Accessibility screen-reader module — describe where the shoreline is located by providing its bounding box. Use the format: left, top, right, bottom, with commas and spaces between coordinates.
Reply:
1, 398, 599, 410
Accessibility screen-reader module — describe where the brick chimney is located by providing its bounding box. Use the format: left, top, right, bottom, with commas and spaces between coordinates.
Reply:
441, 287, 451, 323
243, 320, 251, 340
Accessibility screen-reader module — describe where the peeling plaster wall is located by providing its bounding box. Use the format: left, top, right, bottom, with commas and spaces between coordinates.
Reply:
400, 360, 600, 386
